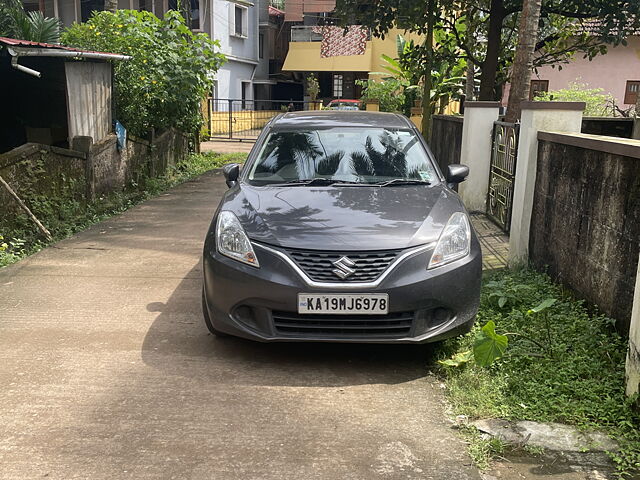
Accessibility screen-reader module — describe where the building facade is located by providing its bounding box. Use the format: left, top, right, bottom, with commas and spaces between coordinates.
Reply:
521, 36, 640, 111
24, 0, 293, 103
280, 0, 422, 104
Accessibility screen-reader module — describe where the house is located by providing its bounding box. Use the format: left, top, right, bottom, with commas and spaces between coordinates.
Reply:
0, 37, 128, 153
22, 0, 295, 104
281, 0, 422, 104
0, 36, 188, 202
525, 35, 640, 111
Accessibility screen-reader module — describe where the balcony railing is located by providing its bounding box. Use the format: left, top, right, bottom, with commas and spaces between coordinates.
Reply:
291, 26, 323, 42
290, 25, 371, 42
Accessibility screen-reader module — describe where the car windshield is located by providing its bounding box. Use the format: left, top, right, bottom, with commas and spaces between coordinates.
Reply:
246, 127, 438, 186
328, 102, 360, 110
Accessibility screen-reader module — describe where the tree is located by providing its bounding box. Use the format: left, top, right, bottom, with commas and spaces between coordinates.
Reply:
336, 0, 640, 101
62, 10, 225, 137
504, 0, 542, 122
0, 0, 61, 43
464, 5, 477, 100
335, 0, 444, 137
456, 0, 640, 100
421, 0, 437, 137
306, 73, 320, 101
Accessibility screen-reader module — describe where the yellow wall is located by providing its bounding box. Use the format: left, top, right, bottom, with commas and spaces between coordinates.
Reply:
283, 41, 373, 72
210, 111, 281, 135
368, 28, 424, 80
282, 28, 423, 74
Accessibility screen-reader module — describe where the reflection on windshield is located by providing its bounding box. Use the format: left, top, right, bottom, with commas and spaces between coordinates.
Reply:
248, 128, 437, 185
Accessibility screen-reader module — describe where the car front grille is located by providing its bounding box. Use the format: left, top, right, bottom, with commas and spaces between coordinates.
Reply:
272, 311, 414, 338
284, 248, 403, 283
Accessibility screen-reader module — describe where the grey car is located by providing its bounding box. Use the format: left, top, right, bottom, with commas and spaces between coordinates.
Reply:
202, 111, 481, 343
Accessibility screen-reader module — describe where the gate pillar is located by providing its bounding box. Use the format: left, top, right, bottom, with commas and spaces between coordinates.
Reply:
508, 101, 585, 265
458, 102, 501, 212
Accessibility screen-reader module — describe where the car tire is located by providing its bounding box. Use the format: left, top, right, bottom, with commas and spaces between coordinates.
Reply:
202, 288, 228, 337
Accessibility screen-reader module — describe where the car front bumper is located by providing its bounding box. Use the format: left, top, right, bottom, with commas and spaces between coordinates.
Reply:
202, 239, 482, 344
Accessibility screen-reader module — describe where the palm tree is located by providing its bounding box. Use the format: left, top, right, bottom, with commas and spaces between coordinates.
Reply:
355, 133, 408, 178
0, 0, 61, 43
316, 152, 344, 176
255, 132, 322, 177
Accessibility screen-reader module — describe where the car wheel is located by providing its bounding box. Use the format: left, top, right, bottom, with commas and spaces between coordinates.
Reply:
202, 288, 228, 337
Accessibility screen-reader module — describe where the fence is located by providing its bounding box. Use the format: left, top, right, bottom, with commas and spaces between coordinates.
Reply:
486, 121, 519, 232
581, 117, 634, 138
430, 115, 463, 174
207, 99, 319, 141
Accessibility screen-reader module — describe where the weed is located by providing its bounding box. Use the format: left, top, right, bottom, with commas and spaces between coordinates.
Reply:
459, 425, 506, 470
522, 444, 545, 456
438, 269, 640, 478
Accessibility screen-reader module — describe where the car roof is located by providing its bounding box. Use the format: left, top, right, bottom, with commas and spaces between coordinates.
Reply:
271, 111, 414, 130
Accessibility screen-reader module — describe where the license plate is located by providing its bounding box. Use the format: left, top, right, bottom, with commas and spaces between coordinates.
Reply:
297, 293, 389, 315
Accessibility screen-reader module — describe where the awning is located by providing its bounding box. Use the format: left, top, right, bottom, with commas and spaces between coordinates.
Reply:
282, 41, 372, 72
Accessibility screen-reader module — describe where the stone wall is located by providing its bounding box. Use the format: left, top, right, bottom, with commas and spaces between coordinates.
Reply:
149, 127, 189, 176
87, 127, 189, 198
530, 132, 640, 333
89, 135, 149, 198
1, 128, 190, 223
0, 144, 86, 218
430, 115, 463, 173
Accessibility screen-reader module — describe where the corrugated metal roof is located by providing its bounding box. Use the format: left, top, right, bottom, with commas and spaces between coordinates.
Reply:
0, 37, 124, 57
269, 6, 284, 16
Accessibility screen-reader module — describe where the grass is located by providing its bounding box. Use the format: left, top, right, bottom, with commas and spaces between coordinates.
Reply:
437, 268, 640, 477
0, 151, 246, 268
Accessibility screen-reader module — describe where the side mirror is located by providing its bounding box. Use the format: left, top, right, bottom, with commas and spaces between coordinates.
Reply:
223, 163, 240, 188
446, 164, 469, 184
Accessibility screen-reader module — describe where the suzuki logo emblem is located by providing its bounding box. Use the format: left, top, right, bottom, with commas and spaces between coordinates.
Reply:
332, 256, 356, 279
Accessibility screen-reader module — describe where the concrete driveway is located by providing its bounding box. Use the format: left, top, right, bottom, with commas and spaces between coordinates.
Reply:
0, 170, 481, 480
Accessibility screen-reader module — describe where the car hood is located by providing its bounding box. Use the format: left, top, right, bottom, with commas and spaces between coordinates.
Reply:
221, 184, 464, 250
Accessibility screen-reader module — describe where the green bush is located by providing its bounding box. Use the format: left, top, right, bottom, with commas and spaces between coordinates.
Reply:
61, 10, 225, 137
535, 81, 615, 117
356, 78, 405, 113
438, 269, 640, 477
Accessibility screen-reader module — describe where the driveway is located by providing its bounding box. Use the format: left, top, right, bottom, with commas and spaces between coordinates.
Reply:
0, 170, 481, 479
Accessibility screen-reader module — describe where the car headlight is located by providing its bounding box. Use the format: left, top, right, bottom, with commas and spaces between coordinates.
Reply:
428, 212, 471, 269
216, 211, 259, 267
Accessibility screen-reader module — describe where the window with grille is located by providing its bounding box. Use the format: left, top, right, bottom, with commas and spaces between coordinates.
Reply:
529, 80, 549, 100
333, 74, 343, 98
624, 81, 640, 105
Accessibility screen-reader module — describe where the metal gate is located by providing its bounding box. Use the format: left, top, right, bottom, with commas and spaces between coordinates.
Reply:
207, 99, 317, 141
486, 121, 519, 233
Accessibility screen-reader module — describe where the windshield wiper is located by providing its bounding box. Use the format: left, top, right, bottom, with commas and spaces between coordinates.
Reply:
375, 178, 431, 187
273, 178, 362, 186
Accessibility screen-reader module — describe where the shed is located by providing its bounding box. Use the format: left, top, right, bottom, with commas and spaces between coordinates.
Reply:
0, 38, 129, 154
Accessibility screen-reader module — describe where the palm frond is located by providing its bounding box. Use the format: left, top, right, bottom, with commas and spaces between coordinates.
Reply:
350, 151, 374, 176
0, 1, 61, 43
316, 151, 344, 176
25, 11, 61, 43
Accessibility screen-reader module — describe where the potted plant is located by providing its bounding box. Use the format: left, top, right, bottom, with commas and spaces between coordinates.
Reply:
306, 74, 321, 110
